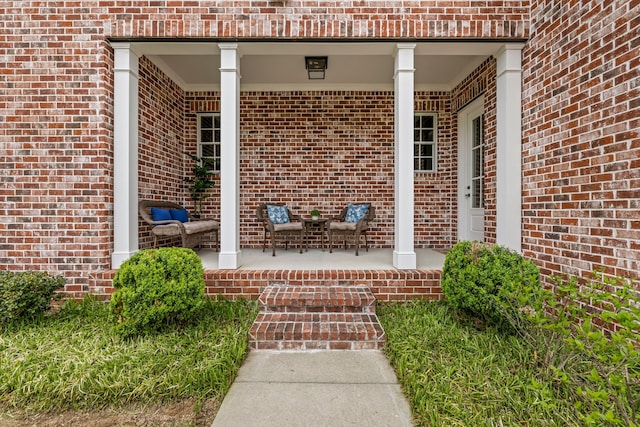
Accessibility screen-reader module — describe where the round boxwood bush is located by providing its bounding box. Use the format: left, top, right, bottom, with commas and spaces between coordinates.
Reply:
110, 247, 207, 337
441, 241, 541, 331
0, 271, 64, 323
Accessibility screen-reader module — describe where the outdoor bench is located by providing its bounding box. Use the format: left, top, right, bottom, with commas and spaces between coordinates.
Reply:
138, 199, 219, 250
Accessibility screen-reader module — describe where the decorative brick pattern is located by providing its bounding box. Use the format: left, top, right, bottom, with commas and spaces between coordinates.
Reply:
521, 0, 640, 281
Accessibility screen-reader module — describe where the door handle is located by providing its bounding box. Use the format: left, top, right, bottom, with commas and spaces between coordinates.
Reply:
465, 193, 471, 198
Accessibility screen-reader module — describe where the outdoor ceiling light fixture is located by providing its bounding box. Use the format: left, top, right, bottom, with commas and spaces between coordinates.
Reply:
305, 56, 328, 80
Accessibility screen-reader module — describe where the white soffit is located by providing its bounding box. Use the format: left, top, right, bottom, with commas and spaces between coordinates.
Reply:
139, 41, 503, 92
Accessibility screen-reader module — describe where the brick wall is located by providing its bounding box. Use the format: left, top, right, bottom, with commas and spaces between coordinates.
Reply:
138, 56, 187, 248
161, 88, 465, 250
100, 1, 529, 39
183, 93, 221, 228
0, 9, 114, 295
522, 0, 640, 280
414, 93, 457, 247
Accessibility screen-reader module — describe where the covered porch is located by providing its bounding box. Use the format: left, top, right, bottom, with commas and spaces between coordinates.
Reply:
109, 39, 525, 278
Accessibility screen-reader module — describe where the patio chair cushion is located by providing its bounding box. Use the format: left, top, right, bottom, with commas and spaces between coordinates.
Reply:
345, 203, 369, 223
152, 220, 220, 237
273, 222, 303, 232
170, 208, 189, 223
267, 204, 290, 224
151, 207, 172, 222
329, 221, 358, 231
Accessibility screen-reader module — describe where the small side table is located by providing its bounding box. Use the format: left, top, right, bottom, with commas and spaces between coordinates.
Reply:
303, 218, 328, 251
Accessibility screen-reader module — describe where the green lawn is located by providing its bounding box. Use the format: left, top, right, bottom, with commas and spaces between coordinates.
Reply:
1, 294, 633, 426
379, 300, 580, 427
0, 297, 258, 413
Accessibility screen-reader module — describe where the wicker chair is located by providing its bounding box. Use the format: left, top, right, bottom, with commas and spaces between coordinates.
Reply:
256, 203, 304, 256
139, 199, 219, 250
328, 204, 375, 256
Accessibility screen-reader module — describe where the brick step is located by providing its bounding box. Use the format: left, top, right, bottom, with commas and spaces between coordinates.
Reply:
248, 312, 386, 351
258, 284, 376, 314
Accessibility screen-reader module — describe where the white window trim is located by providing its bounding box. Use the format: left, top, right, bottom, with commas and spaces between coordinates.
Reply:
197, 112, 221, 173
414, 112, 438, 173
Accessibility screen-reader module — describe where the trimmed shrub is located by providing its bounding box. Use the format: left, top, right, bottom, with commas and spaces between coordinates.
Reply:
110, 247, 207, 337
0, 271, 64, 322
441, 241, 541, 330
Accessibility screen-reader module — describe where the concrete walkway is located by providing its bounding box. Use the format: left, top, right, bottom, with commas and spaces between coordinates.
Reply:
211, 350, 414, 427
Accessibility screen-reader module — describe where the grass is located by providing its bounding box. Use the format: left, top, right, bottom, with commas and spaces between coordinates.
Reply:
378, 300, 580, 427
0, 296, 258, 414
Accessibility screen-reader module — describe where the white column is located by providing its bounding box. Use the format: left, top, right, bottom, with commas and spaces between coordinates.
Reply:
218, 43, 242, 269
495, 44, 525, 252
111, 43, 139, 268
393, 44, 417, 269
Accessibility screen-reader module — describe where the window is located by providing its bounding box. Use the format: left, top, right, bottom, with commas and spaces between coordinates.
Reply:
414, 113, 437, 172
197, 113, 220, 173
471, 114, 484, 209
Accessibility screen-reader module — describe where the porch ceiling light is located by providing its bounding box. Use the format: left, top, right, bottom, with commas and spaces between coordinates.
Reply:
305, 56, 328, 80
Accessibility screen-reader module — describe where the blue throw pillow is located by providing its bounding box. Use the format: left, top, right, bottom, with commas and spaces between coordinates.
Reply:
170, 208, 189, 223
345, 204, 369, 223
150, 207, 172, 222
267, 205, 290, 224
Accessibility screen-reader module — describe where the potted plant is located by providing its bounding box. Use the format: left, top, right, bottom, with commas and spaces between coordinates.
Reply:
310, 209, 320, 220
183, 152, 215, 218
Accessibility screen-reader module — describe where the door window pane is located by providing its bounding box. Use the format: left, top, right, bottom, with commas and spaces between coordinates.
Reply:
471, 115, 484, 209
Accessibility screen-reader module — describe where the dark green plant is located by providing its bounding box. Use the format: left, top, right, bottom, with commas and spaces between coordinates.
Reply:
526, 272, 640, 426
310, 209, 320, 217
110, 247, 207, 337
183, 152, 215, 217
0, 271, 64, 322
441, 240, 542, 331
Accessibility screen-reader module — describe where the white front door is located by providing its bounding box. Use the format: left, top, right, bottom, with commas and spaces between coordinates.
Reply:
458, 97, 485, 242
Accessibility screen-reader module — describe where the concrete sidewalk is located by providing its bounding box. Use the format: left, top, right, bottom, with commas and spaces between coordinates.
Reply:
211, 350, 414, 427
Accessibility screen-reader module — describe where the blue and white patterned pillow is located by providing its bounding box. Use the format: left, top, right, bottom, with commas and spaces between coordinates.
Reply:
267, 205, 290, 224
345, 203, 369, 223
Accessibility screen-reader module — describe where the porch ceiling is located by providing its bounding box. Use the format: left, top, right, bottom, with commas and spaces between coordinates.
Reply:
131, 41, 506, 92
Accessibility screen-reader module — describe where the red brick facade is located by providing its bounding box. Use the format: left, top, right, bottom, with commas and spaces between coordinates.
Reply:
2, 1, 639, 297
521, 0, 640, 281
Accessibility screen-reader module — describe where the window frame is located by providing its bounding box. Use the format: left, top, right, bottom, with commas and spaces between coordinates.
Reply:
414, 112, 438, 173
197, 112, 221, 173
